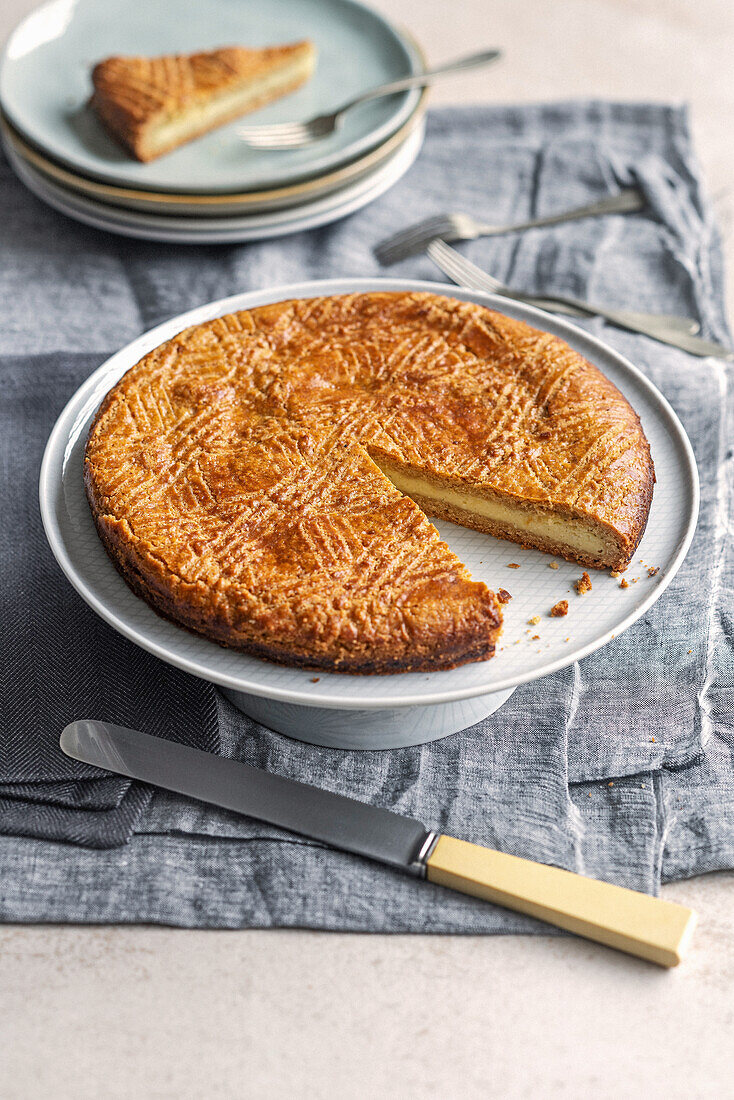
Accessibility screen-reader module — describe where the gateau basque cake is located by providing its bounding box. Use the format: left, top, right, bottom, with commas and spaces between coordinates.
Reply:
90, 42, 316, 162
84, 292, 654, 673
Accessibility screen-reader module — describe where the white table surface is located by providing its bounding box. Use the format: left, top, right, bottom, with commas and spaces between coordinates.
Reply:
2, 2, 733, 1097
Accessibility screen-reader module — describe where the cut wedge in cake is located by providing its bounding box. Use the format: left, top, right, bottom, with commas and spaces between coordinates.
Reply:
90, 42, 316, 162
84, 292, 654, 674
372, 460, 622, 567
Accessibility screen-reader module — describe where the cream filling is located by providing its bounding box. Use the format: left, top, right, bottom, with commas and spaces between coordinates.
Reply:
381, 467, 607, 557
147, 55, 314, 151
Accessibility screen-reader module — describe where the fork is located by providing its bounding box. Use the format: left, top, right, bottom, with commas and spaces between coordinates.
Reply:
375, 189, 646, 265
427, 240, 734, 358
428, 240, 699, 335
238, 48, 501, 149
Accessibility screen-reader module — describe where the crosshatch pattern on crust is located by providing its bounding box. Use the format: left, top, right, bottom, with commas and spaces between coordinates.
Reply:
90, 43, 315, 161
84, 292, 654, 673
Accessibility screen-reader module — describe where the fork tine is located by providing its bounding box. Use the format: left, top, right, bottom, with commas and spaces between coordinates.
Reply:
426, 242, 467, 284
238, 122, 310, 136
377, 215, 452, 249
240, 132, 307, 143
376, 233, 447, 264
239, 133, 311, 143
374, 216, 455, 264
429, 241, 490, 286
244, 140, 311, 149
238, 126, 312, 144
427, 240, 501, 294
238, 128, 308, 140
240, 131, 313, 149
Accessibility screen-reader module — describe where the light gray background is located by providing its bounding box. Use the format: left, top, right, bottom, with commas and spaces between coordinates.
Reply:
2, 2, 733, 1097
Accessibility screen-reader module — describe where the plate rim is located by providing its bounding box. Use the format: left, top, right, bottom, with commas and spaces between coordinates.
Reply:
0, 0, 424, 194
39, 277, 700, 710
0, 86, 427, 210
5, 119, 425, 233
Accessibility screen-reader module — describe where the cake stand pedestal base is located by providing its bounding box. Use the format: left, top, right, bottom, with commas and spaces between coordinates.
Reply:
219, 686, 516, 750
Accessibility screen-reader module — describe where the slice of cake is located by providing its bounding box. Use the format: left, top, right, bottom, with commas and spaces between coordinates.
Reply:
90, 42, 316, 161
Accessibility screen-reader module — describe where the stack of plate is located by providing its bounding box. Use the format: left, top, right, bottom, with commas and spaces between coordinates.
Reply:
0, 0, 427, 244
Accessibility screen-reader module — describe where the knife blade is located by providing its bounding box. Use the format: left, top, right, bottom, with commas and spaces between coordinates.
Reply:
60, 720, 429, 872
61, 720, 697, 967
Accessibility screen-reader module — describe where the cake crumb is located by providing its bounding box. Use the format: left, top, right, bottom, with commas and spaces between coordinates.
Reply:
497, 588, 513, 604
650, 737, 656, 743
575, 572, 592, 595
587, 792, 592, 798
608, 781, 614, 787
507, 562, 521, 569
532, 634, 540, 640
310, 677, 320, 683
564, 636, 570, 642
610, 570, 620, 578
620, 578, 630, 589
550, 600, 569, 618
528, 614, 541, 625
687, 649, 692, 654
549, 561, 559, 570
648, 566, 659, 577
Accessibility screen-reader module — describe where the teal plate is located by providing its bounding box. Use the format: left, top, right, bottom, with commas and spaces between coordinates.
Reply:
0, 0, 421, 194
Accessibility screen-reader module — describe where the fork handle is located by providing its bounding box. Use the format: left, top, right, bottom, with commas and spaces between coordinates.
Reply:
505, 291, 728, 355
337, 48, 502, 115
524, 296, 696, 332
528, 299, 698, 335
474, 188, 645, 235
529, 292, 693, 339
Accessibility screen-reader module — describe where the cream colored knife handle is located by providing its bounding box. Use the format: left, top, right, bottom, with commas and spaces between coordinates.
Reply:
425, 835, 696, 967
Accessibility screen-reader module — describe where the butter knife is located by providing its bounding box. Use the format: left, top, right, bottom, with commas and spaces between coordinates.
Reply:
61, 721, 696, 967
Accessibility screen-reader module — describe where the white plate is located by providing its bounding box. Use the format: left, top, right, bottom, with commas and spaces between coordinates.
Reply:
0, 0, 421, 194
1, 102, 426, 215
40, 279, 699, 712
5, 122, 424, 242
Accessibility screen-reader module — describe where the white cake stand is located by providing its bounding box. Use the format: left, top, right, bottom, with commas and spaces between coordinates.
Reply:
216, 686, 517, 750
40, 279, 699, 750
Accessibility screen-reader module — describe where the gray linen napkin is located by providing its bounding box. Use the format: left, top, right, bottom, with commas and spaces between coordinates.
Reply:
0, 352, 219, 846
0, 102, 732, 929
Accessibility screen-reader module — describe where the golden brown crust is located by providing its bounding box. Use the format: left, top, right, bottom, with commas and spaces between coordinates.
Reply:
88, 498, 497, 673
84, 291, 654, 673
85, 435, 501, 674
90, 42, 315, 161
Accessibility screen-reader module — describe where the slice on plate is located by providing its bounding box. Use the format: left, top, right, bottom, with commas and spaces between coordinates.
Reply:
84, 292, 654, 673
90, 42, 316, 161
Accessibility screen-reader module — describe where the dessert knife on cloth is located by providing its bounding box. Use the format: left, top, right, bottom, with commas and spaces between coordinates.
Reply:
61, 721, 696, 967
